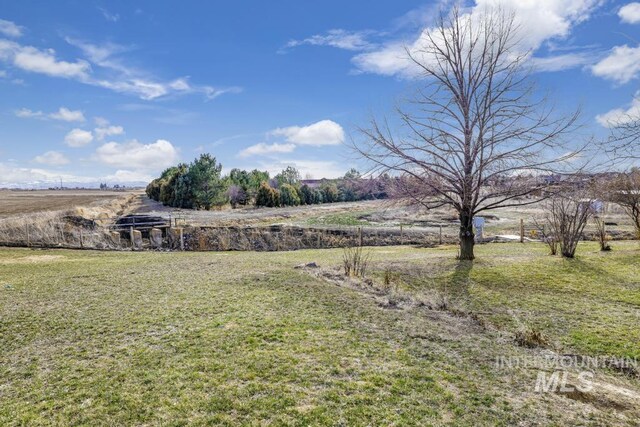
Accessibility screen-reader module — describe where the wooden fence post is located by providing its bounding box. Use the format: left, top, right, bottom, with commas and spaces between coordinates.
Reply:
180, 228, 184, 251
520, 218, 525, 243
439, 225, 443, 245
400, 224, 403, 245
26, 224, 30, 247
358, 226, 363, 247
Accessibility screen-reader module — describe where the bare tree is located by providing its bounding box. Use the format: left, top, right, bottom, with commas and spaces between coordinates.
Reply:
601, 100, 640, 160
542, 194, 593, 258
606, 169, 640, 238
355, 6, 581, 260
593, 215, 611, 252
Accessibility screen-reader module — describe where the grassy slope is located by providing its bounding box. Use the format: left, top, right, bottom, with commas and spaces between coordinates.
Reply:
387, 242, 640, 359
0, 243, 638, 426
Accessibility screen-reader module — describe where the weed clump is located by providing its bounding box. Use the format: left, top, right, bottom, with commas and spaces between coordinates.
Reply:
342, 245, 370, 278
514, 325, 549, 348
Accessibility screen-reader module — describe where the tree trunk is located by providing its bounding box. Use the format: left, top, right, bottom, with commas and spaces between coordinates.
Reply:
459, 211, 475, 260
633, 211, 640, 239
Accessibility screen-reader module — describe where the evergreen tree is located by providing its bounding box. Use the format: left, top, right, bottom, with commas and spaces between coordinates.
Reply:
188, 154, 227, 210
256, 181, 279, 207
320, 182, 340, 203
279, 183, 301, 206
299, 184, 314, 205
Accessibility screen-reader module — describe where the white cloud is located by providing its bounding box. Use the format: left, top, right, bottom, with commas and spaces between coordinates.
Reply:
619, 2, 640, 24
0, 163, 149, 188
15, 107, 43, 118
98, 7, 120, 23
94, 125, 124, 140
0, 32, 239, 101
203, 86, 243, 100
92, 117, 124, 140
104, 170, 152, 183
64, 38, 129, 73
351, 0, 603, 77
93, 78, 169, 100
596, 96, 640, 127
15, 106, 85, 122
529, 51, 600, 72
94, 116, 109, 127
0, 19, 23, 38
12, 45, 90, 79
49, 107, 85, 122
352, 42, 410, 76
65, 38, 242, 100
237, 120, 345, 158
270, 120, 345, 146
283, 29, 375, 52
0, 163, 94, 188
591, 44, 640, 84
238, 142, 296, 158
64, 128, 94, 147
169, 78, 190, 90
94, 139, 179, 170
33, 150, 70, 166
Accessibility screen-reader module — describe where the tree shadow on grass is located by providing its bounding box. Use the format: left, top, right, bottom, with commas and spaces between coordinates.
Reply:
567, 257, 638, 302
446, 260, 474, 300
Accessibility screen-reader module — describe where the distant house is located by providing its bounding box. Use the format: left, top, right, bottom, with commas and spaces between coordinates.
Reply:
300, 179, 324, 188
541, 174, 564, 185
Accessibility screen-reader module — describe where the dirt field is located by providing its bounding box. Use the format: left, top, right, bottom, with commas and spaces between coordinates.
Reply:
0, 189, 142, 218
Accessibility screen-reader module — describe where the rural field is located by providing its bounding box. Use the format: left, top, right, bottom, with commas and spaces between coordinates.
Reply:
1, 242, 639, 425
0, 190, 141, 219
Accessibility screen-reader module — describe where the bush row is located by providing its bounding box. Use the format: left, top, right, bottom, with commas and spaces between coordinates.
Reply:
146, 155, 389, 209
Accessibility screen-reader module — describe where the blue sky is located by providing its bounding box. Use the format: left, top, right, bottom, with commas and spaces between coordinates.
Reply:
0, 0, 638, 187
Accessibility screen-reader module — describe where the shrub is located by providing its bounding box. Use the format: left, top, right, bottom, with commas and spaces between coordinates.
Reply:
227, 184, 247, 208
321, 182, 340, 203
255, 182, 279, 207
279, 183, 301, 206
342, 245, 370, 278
299, 184, 314, 205
514, 325, 549, 348
145, 179, 162, 201
313, 189, 324, 204
593, 215, 612, 252
542, 194, 592, 258
228, 168, 270, 205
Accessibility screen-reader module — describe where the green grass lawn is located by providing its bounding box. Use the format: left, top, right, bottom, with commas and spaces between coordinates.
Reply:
0, 243, 639, 426
306, 211, 373, 227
